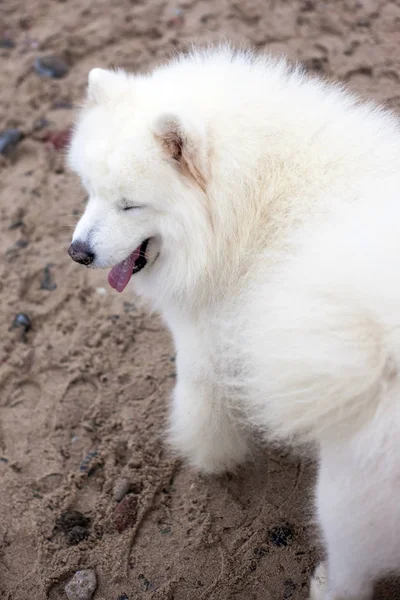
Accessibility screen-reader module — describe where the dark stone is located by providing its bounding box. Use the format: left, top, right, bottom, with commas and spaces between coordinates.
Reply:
300, 0, 315, 10
0, 129, 23, 155
117, 595, 129, 600
113, 495, 138, 533
51, 100, 74, 110
44, 128, 72, 150
11, 313, 31, 333
269, 524, 294, 547
8, 219, 24, 230
0, 38, 15, 48
5, 240, 29, 262
123, 301, 136, 313
254, 545, 268, 558
79, 451, 99, 474
305, 56, 328, 73
137, 574, 154, 592
34, 55, 69, 79
56, 509, 90, 533
66, 525, 89, 545
40, 264, 57, 291
129, 481, 143, 494
32, 117, 50, 132
284, 579, 296, 599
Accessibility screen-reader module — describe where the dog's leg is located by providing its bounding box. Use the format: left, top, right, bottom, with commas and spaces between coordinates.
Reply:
167, 376, 249, 474
309, 562, 372, 600
311, 442, 381, 600
309, 562, 328, 600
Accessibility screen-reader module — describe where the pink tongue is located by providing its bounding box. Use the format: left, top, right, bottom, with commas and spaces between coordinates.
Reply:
108, 247, 141, 293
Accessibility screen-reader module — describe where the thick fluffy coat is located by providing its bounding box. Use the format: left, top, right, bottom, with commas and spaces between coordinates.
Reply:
68, 46, 400, 599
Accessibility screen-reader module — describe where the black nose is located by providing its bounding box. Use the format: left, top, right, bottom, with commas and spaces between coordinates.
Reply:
68, 240, 95, 265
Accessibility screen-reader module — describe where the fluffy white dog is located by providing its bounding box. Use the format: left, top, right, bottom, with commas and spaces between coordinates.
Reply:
68, 45, 400, 599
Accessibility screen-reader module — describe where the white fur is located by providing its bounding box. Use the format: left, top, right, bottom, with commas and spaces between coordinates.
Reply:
68, 46, 400, 598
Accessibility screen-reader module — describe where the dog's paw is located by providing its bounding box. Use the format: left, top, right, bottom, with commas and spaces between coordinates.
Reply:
168, 431, 247, 475
309, 563, 328, 600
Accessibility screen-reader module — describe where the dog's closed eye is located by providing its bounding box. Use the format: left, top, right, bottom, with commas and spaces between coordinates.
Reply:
121, 199, 143, 211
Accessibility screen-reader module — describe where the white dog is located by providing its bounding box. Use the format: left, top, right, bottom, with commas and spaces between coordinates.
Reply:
68, 45, 400, 599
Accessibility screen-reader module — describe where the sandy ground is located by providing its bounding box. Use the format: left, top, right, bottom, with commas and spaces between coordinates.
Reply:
1, 0, 400, 598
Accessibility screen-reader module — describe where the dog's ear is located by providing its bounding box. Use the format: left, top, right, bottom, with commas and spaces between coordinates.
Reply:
87, 68, 126, 105
154, 114, 208, 191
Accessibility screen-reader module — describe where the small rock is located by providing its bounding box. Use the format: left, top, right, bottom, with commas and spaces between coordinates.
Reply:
43, 128, 72, 150
129, 481, 143, 494
304, 56, 328, 73
158, 522, 171, 535
0, 38, 15, 49
5, 239, 29, 262
117, 595, 129, 600
56, 510, 90, 533
138, 574, 154, 592
66, 525, 89, 546
0, 129, 23, 155
300, 0, 315, 10
167, 8, 184, 27
284, 578, 296, 599
113, 494, 138, 533
40, 264, 57, 291
32, 117, 50, 132
19, 17, 32, 30
8, 219, 24, 230
254, 545, 268, 558
11, 313, 31, 333
34, 55, 69, 79
269, 524, 294, 547
113, 478, 131, 502
123, 301, 136, 313
79, 451, 99, 474
65, 570, 97, 600
51, 99, 74, 110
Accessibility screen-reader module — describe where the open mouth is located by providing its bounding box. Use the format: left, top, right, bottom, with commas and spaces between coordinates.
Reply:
108, 238, 150, 293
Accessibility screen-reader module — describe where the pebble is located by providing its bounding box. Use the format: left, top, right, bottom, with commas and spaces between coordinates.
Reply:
56, 510, 90, 533
40, 264, 57, 290
34, 55, 69, 79
79, 451, 99, 474
11, 313, 31, 333
113, 494, 138, 533
123, 301, 136, 313
32, 117, 50, 132
167, 8, 184, 27
138, 574, 154, 592
0, 129, 23, 155
113, 477, 131, 502
5, 239, 29, 262
66, 525, 89, 546
51, 99, 74, 110
269, 524, 294, 547
8, 219, 24, 230
117, 595, 129, 600
0, 38, 15, 48
65, 570, 97, 600
44, 128, 72, 150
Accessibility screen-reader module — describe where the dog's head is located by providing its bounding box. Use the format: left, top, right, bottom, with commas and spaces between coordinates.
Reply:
68, 66, 212, 301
